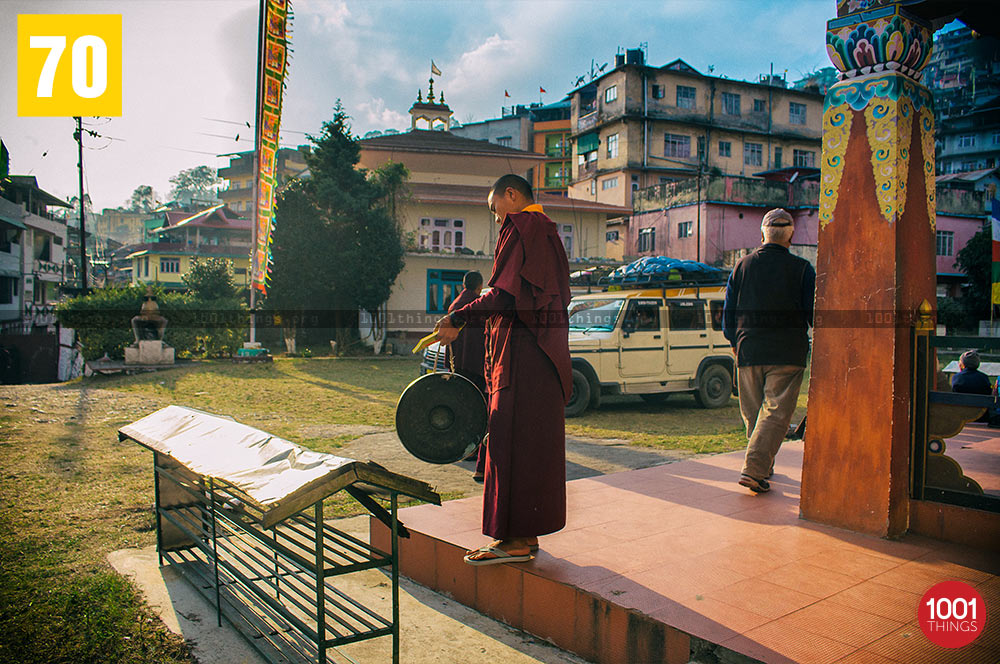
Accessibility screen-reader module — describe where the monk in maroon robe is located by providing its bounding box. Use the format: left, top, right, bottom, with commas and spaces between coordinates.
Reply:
447, 270, 487, 479
436, 174, 571, 565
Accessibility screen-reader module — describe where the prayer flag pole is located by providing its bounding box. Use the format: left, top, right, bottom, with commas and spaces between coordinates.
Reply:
249, 0, 266, 344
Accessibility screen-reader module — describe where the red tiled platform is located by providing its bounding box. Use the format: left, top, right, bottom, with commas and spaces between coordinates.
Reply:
946, 423, 1000, 496
371, 442, 1000, 663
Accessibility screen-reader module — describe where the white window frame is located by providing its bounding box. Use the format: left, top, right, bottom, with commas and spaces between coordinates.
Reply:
637, 227, 656, 253
419, 218, 466, 253
722, 92, 741, 116
678, 221, 693, 238
607, 133, 619, 159
676, 85, 696, 109
936, 230, 954, 257
601, 177, 619, 190
604, 85, 618, 103
957, 135, 976, 148
664, 133, 691, 158
789, 102, 807, 125
793, 149, 816, 167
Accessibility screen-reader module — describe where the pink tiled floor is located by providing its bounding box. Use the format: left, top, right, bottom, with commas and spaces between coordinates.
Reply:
372, 441, 1000, 663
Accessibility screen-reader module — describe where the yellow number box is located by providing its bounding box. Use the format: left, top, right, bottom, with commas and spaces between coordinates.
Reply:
17, 14, 122, 117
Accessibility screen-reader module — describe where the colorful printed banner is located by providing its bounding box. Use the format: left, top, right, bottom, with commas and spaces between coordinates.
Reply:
251, 0, 290, 294
991, 198, 1000, 305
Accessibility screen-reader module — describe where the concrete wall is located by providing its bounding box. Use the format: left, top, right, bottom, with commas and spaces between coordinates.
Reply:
451, 116, 529, 151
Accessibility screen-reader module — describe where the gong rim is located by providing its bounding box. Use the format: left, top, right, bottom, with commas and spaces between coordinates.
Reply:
395, 371, 487, 464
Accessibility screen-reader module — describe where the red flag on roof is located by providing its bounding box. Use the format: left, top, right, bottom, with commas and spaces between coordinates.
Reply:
504, 90, 510, 98
540, 86, 546, 94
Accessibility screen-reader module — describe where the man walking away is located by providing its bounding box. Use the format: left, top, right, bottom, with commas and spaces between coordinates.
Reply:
723, 208, 815, 493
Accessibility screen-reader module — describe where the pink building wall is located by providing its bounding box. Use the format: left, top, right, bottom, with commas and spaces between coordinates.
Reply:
628, 203, 820, 265
935, 213, 984, 275
628, 203, 984, 274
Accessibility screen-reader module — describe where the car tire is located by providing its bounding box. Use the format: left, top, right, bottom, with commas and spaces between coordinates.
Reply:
565, 368, 591, 418
694, 364, 732, 409
639, 392, 670, 404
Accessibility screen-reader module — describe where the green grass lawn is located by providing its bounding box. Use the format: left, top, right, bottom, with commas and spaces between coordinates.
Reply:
0, 356, 809, 663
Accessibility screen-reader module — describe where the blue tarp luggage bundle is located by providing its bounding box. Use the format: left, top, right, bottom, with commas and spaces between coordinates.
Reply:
600, 256, 728, 287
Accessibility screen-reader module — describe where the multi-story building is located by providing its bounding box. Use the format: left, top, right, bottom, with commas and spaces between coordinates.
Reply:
567, 49, 824, 208
93, 208, 156, 245
925, 26, 1000, 175
128, 204, 251, 289
936, 98, 1000, 175
451, 101, 573, 196
356, 84, 628, 339
0, 175, 71, 327
216, 147, 309, 215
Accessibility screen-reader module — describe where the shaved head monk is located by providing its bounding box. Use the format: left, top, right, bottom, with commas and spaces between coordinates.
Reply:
436, 174, 572, 565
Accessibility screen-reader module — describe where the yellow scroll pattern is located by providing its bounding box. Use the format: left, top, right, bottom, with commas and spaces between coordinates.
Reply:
864, 94, 913, 225
819, 103, 853, 229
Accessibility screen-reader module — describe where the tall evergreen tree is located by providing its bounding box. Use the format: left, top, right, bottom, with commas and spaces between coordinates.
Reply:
267, 103, 407, 349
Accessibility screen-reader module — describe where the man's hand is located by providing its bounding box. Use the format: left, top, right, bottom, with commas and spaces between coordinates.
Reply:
435, 315, 460, 345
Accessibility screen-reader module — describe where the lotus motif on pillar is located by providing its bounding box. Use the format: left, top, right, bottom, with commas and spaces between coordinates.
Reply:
826, 10, 932, 81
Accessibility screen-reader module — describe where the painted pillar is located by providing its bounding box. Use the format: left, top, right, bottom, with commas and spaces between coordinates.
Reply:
800, 0, 936, 537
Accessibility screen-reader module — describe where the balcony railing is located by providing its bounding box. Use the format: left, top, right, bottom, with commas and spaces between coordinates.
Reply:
130, 241, 251, 256
578, 112, 597, 132
33, 259, 63, 277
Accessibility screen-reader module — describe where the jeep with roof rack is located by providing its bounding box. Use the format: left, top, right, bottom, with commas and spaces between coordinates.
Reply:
565, 258, 734, 417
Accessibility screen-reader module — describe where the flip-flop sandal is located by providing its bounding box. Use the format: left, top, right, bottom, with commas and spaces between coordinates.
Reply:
463, 545, 533, 566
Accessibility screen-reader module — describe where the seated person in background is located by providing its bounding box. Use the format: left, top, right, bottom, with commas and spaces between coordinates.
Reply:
951, 350, 992, 395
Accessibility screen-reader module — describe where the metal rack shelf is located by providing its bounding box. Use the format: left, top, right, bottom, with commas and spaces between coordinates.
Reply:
120, 406, 440, 664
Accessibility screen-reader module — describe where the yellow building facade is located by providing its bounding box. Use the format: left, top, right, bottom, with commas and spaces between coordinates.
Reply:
569, 55, 824, 208
358, 99, 628, 334
129, 205, 251, 289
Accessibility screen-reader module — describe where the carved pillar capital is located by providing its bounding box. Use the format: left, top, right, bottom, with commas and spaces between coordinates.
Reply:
827, 3, 933, 81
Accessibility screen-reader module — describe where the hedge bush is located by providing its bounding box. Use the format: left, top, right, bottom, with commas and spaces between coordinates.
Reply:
56, 285, 248, 361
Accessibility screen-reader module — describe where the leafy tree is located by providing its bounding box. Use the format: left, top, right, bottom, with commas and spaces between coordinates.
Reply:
168, 166, 221, 206
181, 258, 247, 356
267, 102, 407, 350
126, 185, 157, 212
954, 223, 991, 327
182, 257, 241, 302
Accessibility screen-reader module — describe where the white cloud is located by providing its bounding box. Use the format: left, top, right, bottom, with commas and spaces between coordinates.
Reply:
356, 98, 409, 131
448, 34, 523, 101
300, 0, 351, 30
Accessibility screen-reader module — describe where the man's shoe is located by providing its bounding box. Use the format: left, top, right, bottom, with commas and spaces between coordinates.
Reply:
739, 474, 770, 493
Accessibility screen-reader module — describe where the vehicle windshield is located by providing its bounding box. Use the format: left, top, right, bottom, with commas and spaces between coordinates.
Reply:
568, 298, 625, 331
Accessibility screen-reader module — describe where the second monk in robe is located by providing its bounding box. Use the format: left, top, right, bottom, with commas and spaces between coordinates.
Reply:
436, 174, 571, 565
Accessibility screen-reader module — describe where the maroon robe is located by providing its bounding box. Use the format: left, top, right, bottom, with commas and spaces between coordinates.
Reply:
447, 288, 486, 393
448, 287, 488, 473
452, 209, 571, 538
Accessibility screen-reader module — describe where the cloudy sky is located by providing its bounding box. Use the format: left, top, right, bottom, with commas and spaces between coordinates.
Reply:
1, 0, 836, 211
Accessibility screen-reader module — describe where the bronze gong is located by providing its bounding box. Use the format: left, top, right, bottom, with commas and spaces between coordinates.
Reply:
395, 371, 487, 464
